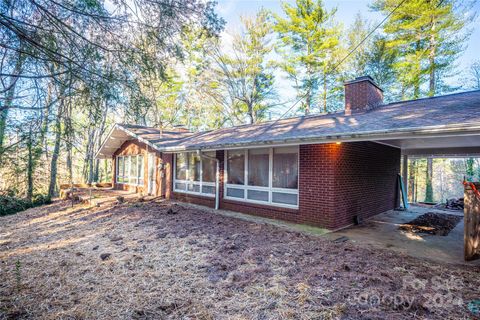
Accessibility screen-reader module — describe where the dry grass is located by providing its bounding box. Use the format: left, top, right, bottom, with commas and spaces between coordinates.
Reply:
1, 191, 479, 319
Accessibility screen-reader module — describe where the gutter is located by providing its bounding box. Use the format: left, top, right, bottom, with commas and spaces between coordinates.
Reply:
158, 123, 480, 153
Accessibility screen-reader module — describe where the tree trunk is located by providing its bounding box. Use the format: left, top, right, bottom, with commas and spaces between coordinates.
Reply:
323, 74, 327, 113
104, 159, 109, 182
413, 40, 421, 99
414, 162, 418, 203
428, 18, 436, 97
65, 108, 73, 186
26, 128, 34, 201
408, 159, 416, 202
305, 90, 311, 116
466, 158, 475, 180
48, 102, 63, 199
0, 53, 24, 155
246, 101, 254, 124
425, 157, 434, 203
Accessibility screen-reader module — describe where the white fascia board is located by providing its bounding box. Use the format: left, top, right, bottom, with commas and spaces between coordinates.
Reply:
159, 124, 480, 153
115, 125, 163, 153
94, 124, 164, 159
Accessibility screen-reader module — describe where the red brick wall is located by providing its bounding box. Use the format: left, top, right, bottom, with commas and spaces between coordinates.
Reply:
336, 142, 400, 228
298, 143, 338, 227
173, 192, 215, 208
159, 142, 400, 229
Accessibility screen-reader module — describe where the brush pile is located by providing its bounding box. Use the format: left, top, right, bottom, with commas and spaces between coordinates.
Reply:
445, 198, 464, 210
400, 212, 463, 236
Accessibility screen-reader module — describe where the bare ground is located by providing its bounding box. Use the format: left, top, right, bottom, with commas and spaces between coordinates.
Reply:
1, 195, 479, 319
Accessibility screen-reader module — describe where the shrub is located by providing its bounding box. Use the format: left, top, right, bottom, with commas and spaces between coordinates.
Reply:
0, 193, 51, 216
32, 194, 52, 206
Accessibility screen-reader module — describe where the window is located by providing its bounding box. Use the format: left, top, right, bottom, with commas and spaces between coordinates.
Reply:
273, 147, 298, 189
248, 148, 269, 187
117, 157, 125, 183
202, 152, 216, 183
130, 155, 138, 184
175, 153, 187, 180
138, 155, 144, 185
227, 150, 245, 185
174, 152, 216, 197
116, 154, 144, 186
189, 153, 201, 182
224, 147, 299, 208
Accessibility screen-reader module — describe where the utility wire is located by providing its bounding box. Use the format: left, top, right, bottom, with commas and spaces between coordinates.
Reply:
270, 0, 410, 124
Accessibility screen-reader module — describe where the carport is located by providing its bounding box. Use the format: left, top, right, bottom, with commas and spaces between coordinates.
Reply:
371, 132, 480, 262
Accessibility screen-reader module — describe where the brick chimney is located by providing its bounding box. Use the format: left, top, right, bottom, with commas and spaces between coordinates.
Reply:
344, 76, 383, 115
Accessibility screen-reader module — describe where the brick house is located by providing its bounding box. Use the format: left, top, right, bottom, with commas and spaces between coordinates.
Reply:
96, 76, 480, 230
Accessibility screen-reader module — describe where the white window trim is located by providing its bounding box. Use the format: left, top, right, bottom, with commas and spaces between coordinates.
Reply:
224, 147, 299, 209
116, 154, 144, 186
173, 153, 216, 198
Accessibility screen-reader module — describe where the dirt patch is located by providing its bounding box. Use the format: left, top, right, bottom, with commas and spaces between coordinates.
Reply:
399, 212, 463, 236
0, 197, 479, 319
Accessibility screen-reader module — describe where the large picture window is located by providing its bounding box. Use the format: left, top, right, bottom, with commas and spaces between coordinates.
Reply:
116, 154, 144, 186
225, 147, 299, 208
174, 152, 216, 197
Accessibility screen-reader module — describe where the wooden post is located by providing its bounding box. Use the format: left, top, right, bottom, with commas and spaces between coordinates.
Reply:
402, 154, 408, 198
464, 182, 480, 261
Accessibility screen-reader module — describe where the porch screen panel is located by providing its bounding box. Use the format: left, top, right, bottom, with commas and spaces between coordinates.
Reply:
224, 146, 299, 208
137, 155, 144, 185
202, 152, 216, 183
175, 153, 187, 181
189, 153, 201, 182
273, 147, 298, 189
117, 157, 124, 183
130, 156, 138, 184
227, 150, 245, 185
248, 148, 269, 187
116, 155, 144, 186
174, 152, 216, 197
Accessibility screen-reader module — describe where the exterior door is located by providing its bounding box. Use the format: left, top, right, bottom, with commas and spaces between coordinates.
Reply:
148, 153, 156, 195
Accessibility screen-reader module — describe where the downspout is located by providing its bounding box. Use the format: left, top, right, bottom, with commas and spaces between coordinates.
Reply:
215, 159, 219, 210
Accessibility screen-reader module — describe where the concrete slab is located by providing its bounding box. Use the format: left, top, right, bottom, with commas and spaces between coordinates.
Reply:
326, 205, 480, 266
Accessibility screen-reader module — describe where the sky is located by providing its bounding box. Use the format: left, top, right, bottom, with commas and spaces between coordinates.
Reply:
214, 0, 480, 116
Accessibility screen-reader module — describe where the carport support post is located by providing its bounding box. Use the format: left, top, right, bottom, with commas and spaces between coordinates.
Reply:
402, 154, 408, 199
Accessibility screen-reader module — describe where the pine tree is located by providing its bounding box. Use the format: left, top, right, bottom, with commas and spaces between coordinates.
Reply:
372, 0, 471, 99
273, 0, 342, 114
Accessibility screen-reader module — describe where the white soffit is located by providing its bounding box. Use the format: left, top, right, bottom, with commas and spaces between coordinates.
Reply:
96, 127, 133, 159
374, 134, 480, 150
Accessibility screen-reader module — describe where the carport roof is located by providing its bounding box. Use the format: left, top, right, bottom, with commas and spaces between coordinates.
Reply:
97, 89, 480, 157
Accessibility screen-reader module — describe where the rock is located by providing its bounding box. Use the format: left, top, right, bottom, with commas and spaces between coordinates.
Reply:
156, 232, 168, 239
100, 253, 111, 261
166, 208, 177, 215
110, 237, 123, 242
92, 245, 99, 251
75, 252, 84, 256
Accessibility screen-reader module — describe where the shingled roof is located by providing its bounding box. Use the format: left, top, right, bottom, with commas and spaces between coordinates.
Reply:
97, 89, 480, 157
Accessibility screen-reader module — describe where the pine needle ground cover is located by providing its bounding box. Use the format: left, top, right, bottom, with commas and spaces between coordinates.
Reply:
1, 196, 479, 319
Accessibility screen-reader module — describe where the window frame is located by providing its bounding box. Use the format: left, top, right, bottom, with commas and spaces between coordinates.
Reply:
173, 152, 216, 198
224, 147, 299, 209
115, 154, 144, 186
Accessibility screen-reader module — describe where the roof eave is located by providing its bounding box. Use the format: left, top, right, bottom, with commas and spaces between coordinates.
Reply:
95, 123, 164, 159
157, 123, 480, 152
